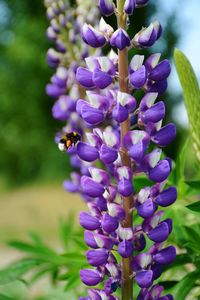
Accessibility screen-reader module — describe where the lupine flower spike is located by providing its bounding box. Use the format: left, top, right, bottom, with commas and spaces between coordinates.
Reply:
45, 0, 176, 299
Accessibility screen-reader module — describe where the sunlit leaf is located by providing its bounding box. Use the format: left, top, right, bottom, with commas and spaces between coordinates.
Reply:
174, 48, 200, 163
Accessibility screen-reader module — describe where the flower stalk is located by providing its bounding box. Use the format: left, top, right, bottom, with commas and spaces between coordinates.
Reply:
117, 1, 134, 299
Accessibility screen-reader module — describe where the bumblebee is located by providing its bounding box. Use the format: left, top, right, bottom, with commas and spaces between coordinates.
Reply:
58, 131, 81, 151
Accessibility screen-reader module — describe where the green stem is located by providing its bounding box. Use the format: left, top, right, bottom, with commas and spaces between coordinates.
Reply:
117, 1, 134, 300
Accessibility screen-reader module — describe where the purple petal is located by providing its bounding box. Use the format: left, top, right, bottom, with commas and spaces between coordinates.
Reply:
136, 270, 153, 288
141, 101, 165, 123
84, 230, 98, 249
148, 159, 171, 182
137, 198, 157, 218
155, 187, 177, 207
93, 69, 113, 89
94, 233, 115, 250
128, 141, 147, 162
79, 212, 100, 230
98, 0, 115, 16
102, 213, 119, 233
46, 83, 65, 98
80, 269, 103, 286
81, 104, 104, 125
149, 59, 171, 81
154, 246, 176, 265
148, 221, 170, 242
100, 144, 118, 164
152, 123, 176, 147
77, 142, 99, 162
76, 67, 95, 88
86, 249, 108, 266
81, 176, 105, 197
124, 0, 135, 14
130, 65, 147, 89
112, 103, 129, 123
118, 178, 133, 197
138, 24, 157, 47
118, 240, 134, 258
148, 79, 168, 95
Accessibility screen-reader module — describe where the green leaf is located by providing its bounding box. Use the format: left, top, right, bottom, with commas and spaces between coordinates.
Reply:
0, 258, 40, 285
174, 48, 200, 163
186, 200, 200, 213
172, 269, 200, 300
185, 180, 200, 191
64, 274, 80, 291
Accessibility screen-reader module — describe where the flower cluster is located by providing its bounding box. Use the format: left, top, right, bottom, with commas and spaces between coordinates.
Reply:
45, 0, 177, 299
44, 0, 101, 190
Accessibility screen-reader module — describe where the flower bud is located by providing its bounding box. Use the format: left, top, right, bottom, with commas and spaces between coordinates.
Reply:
110, 28, 130, 50
82, 24, 106, 48
124, 0, 135, 15
98, 0, 115, 16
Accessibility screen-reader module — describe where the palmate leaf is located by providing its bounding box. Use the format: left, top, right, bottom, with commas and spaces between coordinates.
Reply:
174, 48, 200, 163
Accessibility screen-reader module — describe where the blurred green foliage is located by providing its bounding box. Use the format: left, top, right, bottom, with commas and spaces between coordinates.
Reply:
0, 0, 70, 187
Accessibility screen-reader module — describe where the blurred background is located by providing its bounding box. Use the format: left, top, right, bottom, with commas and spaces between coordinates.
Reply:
0, 0, 199, 298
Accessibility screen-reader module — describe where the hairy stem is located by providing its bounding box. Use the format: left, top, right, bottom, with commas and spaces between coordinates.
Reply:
117, 1, 134, 300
